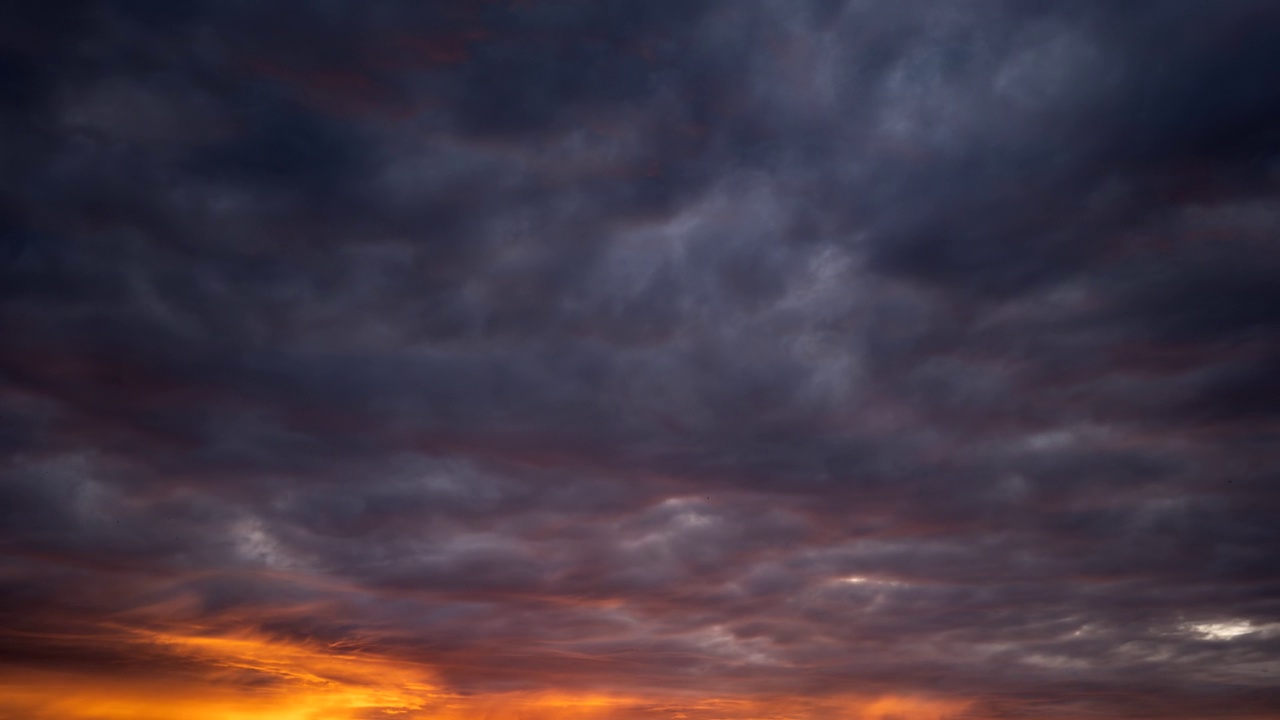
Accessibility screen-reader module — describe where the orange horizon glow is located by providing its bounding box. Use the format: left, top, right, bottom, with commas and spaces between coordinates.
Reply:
0, 626, 974, 720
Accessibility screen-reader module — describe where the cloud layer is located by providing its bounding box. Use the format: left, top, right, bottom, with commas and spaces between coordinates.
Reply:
3, 1, 1280, 718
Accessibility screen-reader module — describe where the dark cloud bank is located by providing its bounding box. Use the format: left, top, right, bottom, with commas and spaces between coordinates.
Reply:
2, 1, 1280, 718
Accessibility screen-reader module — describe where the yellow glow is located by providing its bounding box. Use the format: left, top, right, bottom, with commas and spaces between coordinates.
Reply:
0, 627, 974, 720
0, 626, 447, 720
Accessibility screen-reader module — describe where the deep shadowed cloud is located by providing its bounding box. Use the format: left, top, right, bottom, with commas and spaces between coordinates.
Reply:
2, 1, 1280, 719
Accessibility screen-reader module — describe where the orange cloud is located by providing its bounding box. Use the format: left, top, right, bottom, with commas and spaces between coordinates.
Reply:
0, 625, 974, 720
0, 627, 447, 720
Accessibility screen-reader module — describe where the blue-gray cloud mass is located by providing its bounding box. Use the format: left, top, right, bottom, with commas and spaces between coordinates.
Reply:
2, 2, 1280, 718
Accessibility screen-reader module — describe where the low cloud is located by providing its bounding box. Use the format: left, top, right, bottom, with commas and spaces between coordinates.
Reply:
2, 1, 1279, 718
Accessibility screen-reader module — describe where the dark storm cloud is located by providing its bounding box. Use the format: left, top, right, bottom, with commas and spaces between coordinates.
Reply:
3, 1, 1280, 718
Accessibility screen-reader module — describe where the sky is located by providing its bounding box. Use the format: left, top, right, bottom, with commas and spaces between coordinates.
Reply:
2, 1, 1280, 718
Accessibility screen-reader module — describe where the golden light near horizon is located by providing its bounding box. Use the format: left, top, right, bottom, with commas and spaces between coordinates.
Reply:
0, 627, 445, 720
0, 625, 976, 720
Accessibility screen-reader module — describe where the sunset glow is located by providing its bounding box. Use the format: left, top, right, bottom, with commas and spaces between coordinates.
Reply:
0, 628, 973, 720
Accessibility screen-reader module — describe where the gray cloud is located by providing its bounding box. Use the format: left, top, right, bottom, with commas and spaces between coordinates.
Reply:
2, 1, 1280, 718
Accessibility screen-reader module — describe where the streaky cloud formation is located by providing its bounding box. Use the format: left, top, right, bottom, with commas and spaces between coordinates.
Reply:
2, 1, 1280, 718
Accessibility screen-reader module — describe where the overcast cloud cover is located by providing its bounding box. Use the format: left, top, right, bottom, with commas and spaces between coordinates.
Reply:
2, 1, 1280, 718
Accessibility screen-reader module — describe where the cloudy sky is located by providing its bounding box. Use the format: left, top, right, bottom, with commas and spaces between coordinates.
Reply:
3, 1, 1280, 718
